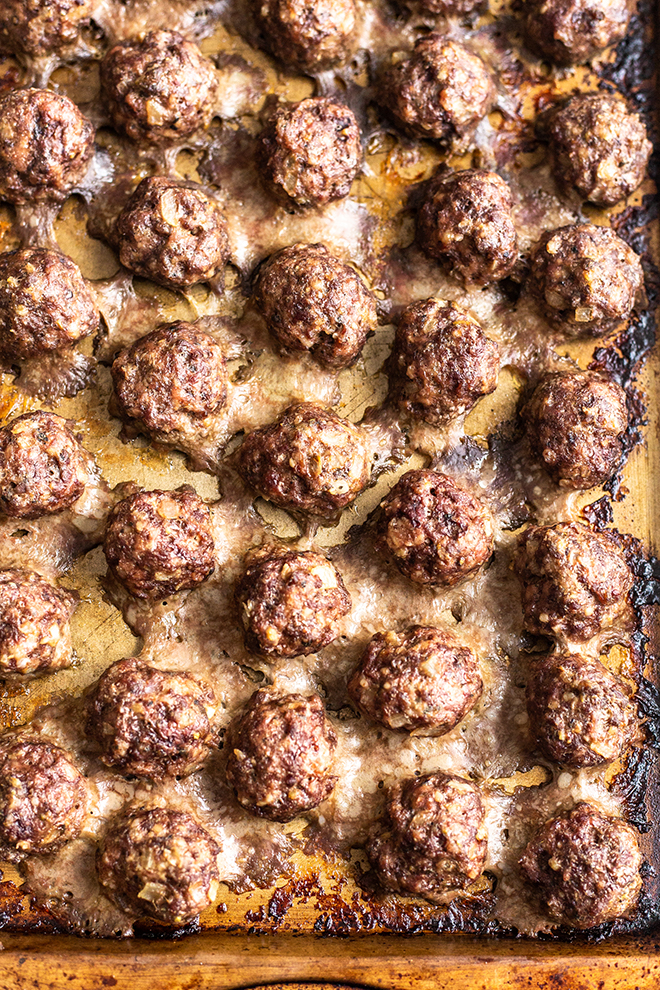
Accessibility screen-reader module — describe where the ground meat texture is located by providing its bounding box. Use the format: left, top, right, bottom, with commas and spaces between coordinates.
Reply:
236, 402, 372, 519
104, 487, 215, 600
514, 522, 633, 642
382, 36, 495, 150
225, 691, 337, 822
100, 30, 218, 146
528, 223, 643, 337
376, 470, 494, 586
389, 299, 500, 425
519, 803, 642, 928
0, 0, 92, 55
349, 625, 482, 734
0, 88, 94, 205
417, 169, 518, 285
523, 0, 632, 66
235, 544, 351, 659
97, 807, 221, 925
255, 0, 356, 71
0, 569, 77, 676
253, 243, 376, 369
0, 411, 88, 519
400, 0, 484, 12
366, 772, 487, 901
259, 98, 362, 209
523, 370, 629, 490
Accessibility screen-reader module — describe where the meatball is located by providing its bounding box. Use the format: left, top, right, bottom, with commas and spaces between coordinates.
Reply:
253, 243, 376, 369
548, 94, 652, 206
401, 0, 484, 12
100, 29, 218, 146
382, 35, 495, 149
523, 0, 632, 66
0, 411, 88, 519
225, 690, 337, 822
255, 0, 356, 71
0, 734, 87, 859
236, 402, 372, 519
115, 177, 229, 290
389, 299, 500, 425
528, 223, 643, 337
0, 88, 94, 205
104, 487, 215, 600
514, 522, 633, 642
523, 370, 629, 490
520, 803, 642, 928
417, 169, 518, 285
348, 625, 482, 734
0, 569, 77, 677
97, 807, 221, 925
366, 772, 488, 901
235, 543, 351, 659
259, 98, 362, 209
0, 0, 92, 56
526, 653, 638, 768
376, 470, 494, 586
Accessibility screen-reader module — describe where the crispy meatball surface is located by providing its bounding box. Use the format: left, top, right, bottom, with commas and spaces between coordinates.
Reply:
225, 690, 337, 822
389, 299, 500, 425
376, 470, 494, 586
349, 625, 482, 734
254, 243, 376, 369
255, 0, 356, 70
0, 0, 92, 55
0, 569, 77, 676
104, 487, 215, 600
259, 98, 362, 208
235, 544, 351, 659
523, 0, 632, 65
520, 803, 642, 928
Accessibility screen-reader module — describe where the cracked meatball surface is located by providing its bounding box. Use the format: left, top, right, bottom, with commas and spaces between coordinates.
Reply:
0, 0, 92, 55
255, 0, 356, 70
523, 0, 632, 65
0, 569, 77, 677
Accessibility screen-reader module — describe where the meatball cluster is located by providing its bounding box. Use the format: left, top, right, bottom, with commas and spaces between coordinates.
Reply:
0, 569, 77, 677
523, 0, 632, 65
255, 0, 356, 71
0, 0, 92, 55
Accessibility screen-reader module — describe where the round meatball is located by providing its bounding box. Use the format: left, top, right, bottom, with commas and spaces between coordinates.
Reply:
0, 411, 88, 519
349, 625, 482, 734
389, 299, 500, 425
382, 35, 495, 149
526, 653, 638, 768
376, 470, 494, 586
548, 94, 652, 206
225, 690, 337, 822
523, 0, 632, 66
0, 569, 77, 677
514, 522, 633, 642
104, 487, 215, 600
259, 98, 362, 209
0, 734, 87, 859
0, 0, 92, 56
519, 803, 642, 928
236, 402, 372, 519
417, 169, 518, 285
100, 29, 218, 146
0, 88, 94, 205
255, 0, 356, 71
97, 807, 221, 925
253, 243, 377, 369
236, 544, 351, 659
523, 370, 629, 490
366, 772, 487, 901
115, 177, 229, 290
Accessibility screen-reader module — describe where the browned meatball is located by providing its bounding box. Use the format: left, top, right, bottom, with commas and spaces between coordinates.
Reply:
520, 803, 642, 928
100, 30, 218, 146
255, 0, 356, 71
400, 0, 484, 12
0, 569, 77, 677
349, 625, 482, 734
523, 0, 632, 66
389, 299, 500, 425
0, 88, 94, 205
0, 411, 88, 519
0, 0, 92, 55
382, 36, 495, 150
115, 177, 229, 291
523, 371, 629, 490
529, 224, 643, 337
514, 522, 633, 642
376, 470, 494, 586
366, 772, 488, 901
259, 98, 362, 209
236, 402, 372, 519
97, 807, 221, 925
253, 243, 376, 369
417, 169, 518, 285
526, 653, 638, 768
104, 487, 215, 600
0, 733, 87, 859
225, 690, 337, 822
548, 94, 652, 206
235, 543, 351, 659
